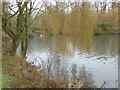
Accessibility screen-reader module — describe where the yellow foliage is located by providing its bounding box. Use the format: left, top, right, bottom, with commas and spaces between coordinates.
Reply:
36, 2, 96, 36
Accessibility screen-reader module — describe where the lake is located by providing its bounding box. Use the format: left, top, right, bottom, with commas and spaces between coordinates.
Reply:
24, 34, 118, 88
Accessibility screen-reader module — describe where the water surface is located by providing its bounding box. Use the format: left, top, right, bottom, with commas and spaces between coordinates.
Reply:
26, 34, 118, 88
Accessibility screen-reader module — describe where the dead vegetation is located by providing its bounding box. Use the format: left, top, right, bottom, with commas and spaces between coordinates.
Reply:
3, 53, 99, 88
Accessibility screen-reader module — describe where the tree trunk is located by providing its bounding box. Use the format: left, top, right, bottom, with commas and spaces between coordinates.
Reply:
11, 37, 18, 55
20, 3, 29, 57
21, 36, 28, 57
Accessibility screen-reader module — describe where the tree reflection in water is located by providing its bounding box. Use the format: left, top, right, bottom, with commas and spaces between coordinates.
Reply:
26, 34, 118, 88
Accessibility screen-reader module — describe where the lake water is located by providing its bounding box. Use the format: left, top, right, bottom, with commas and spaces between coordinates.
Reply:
25, 34, 118, 88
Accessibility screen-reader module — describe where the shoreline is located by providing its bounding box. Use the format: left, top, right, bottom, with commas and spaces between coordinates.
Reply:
94, 29, 119, 35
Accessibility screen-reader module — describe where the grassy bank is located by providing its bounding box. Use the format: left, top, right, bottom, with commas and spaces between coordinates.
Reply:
2, 54, 42, 88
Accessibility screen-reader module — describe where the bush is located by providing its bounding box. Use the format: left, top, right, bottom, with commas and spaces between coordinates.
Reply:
99, 22, 112, 31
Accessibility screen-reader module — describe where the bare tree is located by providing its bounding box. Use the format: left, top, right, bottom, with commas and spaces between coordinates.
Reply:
2, 1, 45, 57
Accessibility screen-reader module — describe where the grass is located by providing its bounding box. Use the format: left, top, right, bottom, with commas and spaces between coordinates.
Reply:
2, 54, 14, 88
1, 74, 10, 88
2, 54, 41, 88
0, 74, 2, 89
